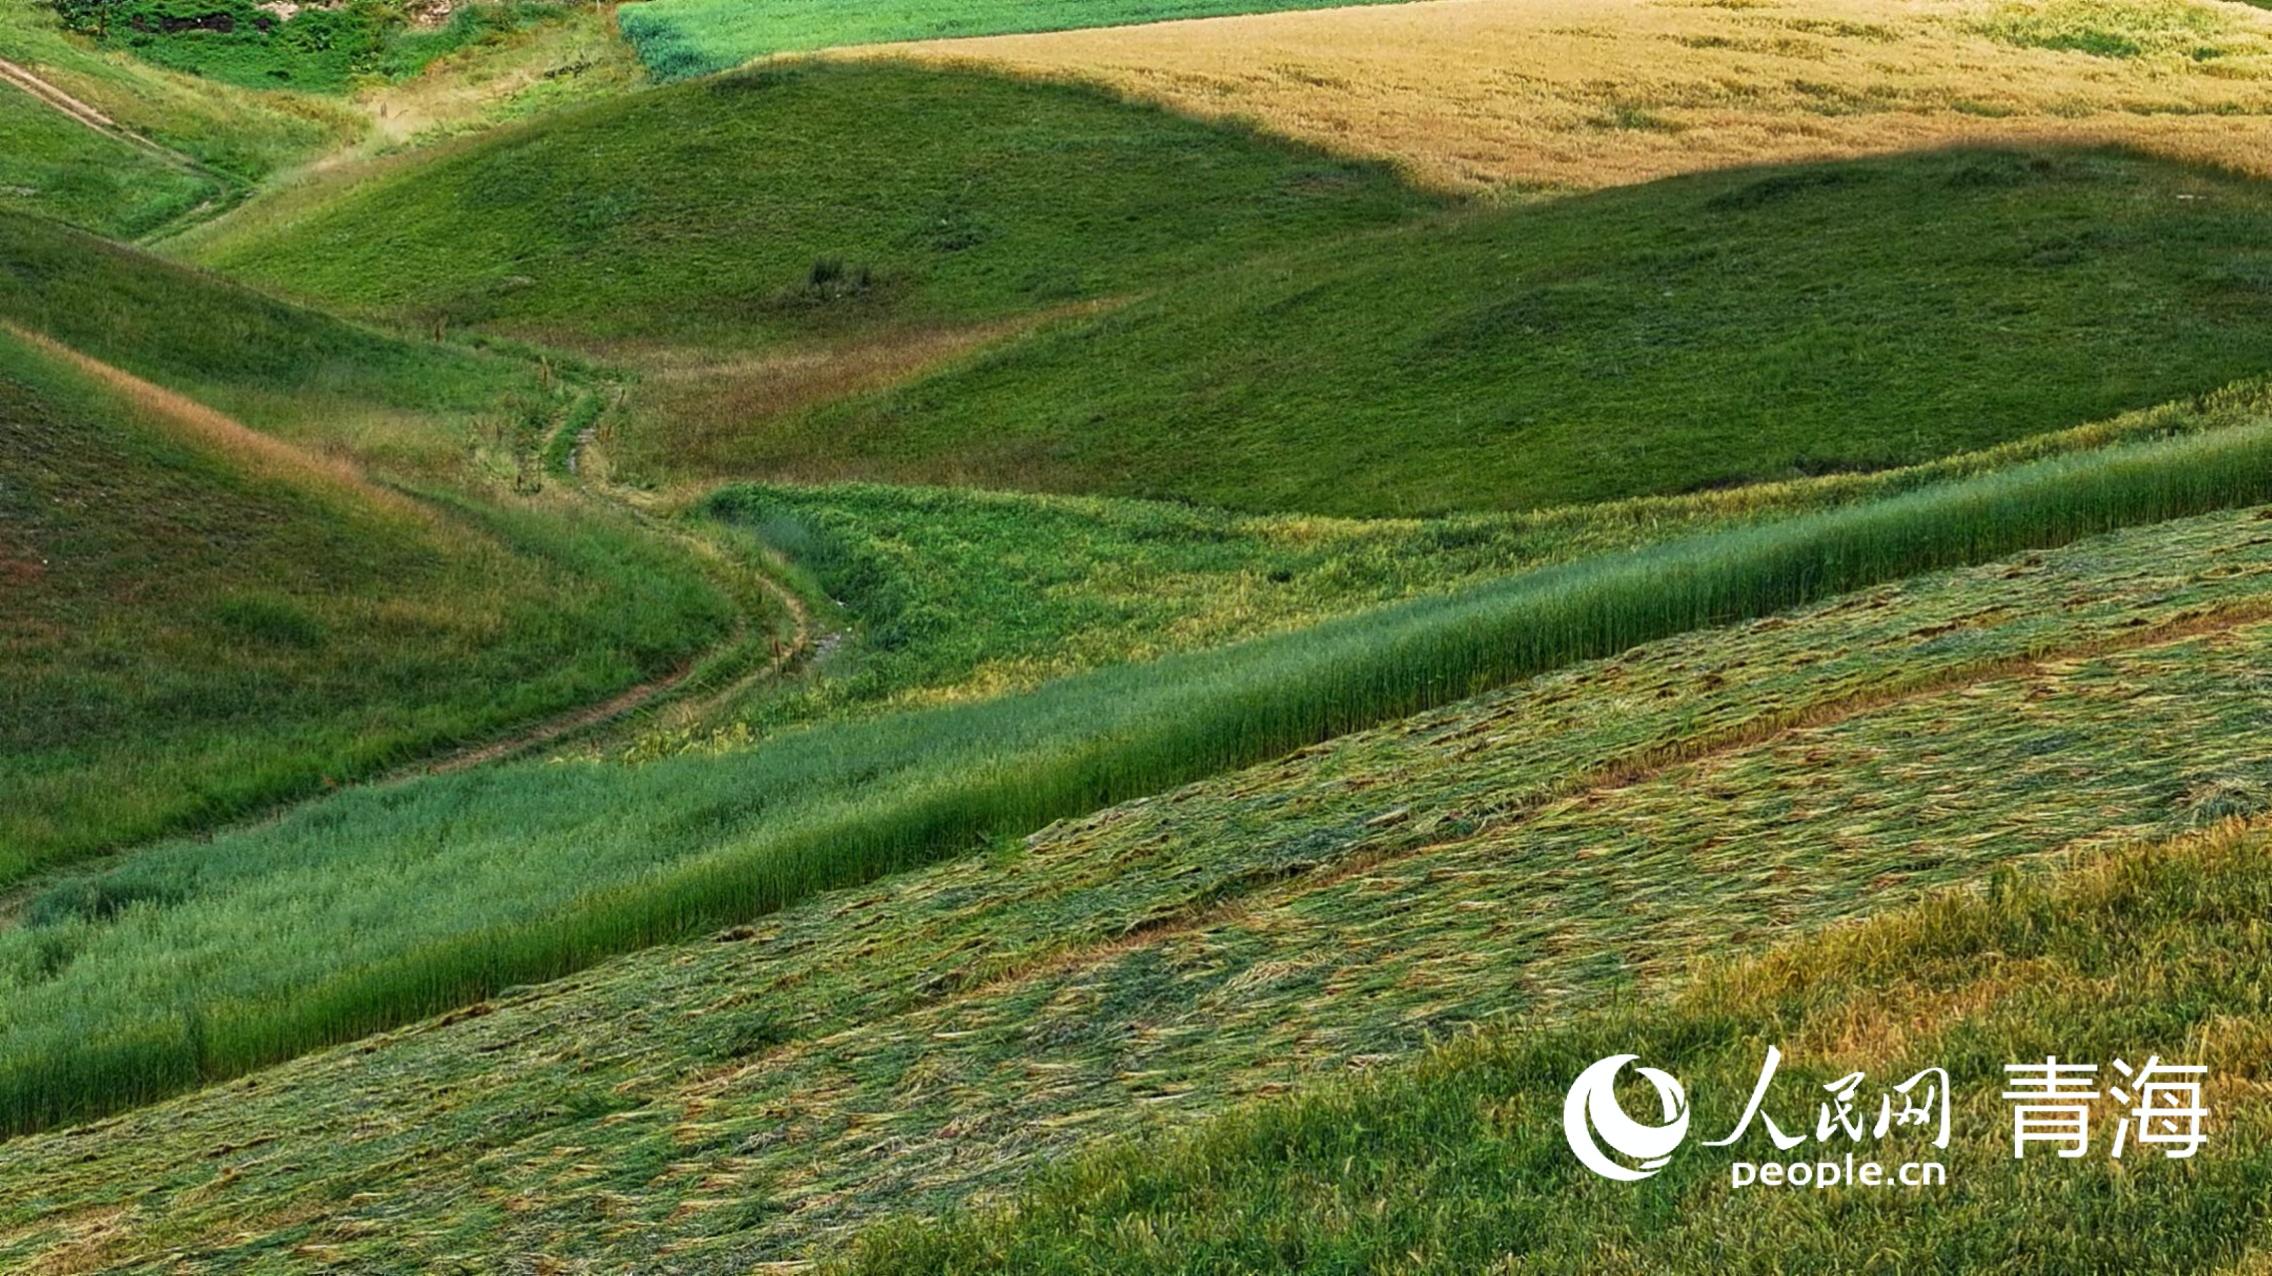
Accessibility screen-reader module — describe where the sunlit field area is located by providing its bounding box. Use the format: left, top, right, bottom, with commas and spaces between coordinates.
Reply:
6, 0, 2272, 1267
881, 0, 2272, 193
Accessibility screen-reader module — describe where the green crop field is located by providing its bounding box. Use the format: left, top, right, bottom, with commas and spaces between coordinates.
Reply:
846, 813, 2272, 1274
3, 412, 2270, 1135
8, 500, 2271, 1268
616, 0, 1426, 81
10, 1, 2272, 1268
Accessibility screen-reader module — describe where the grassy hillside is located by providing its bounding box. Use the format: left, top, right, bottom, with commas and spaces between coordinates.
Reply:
618, 0, 1422, 81
895, 0, 2272, 194
0, 211, 748, 866
767, 147, 2272, 515
0, 2, 357, 198
3, 412, 2270, 1136
845, 813, 2272, 1274
184, 59, 1438, 345
6, 499, 2269, 1269
0, 86, 215, 238
684, 481, 1690, 739
680, 386, 2261, 737
0, 320, 732, 881
1, 209, 554, 478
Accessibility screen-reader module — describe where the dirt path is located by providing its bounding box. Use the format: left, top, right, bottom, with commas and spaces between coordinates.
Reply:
6, 331, 813, 824
0, 57, 207, 173
545, 396, 825, 744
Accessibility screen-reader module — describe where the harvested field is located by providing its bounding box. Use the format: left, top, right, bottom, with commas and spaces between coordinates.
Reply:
5, 503, 2270, 1270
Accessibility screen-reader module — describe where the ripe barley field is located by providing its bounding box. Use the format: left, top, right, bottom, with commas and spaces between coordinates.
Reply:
874, 0, 2272, 194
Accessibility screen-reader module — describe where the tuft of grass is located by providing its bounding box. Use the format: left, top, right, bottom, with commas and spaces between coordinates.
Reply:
1, 413, 2270, 1136
770, 147, 2272, 515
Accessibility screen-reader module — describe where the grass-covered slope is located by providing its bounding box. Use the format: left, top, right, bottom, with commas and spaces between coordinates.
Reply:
0, 86, 215, 238
0, 324, 729, 882
3, 209, 548, 477
6, 502, 2270, 1270
683, 389, 2263, 735
0, 2, 357, 212
3, 411, 2271, 1137
683, 479, 1722, 740
845, 813, 2272, 1275
185, 59, 1439, 345
769, 147, 2272, 515
0, 212, 739, 872
618, 0, 1423, 81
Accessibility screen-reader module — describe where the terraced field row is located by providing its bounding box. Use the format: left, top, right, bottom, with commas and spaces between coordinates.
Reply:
8, 504, 2270, 1270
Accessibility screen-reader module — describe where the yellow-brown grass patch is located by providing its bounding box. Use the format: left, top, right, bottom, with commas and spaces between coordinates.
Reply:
2, 323, 428, 523
855, 0, 2272, 194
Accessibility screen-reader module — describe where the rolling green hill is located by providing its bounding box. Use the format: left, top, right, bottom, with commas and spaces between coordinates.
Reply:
0, 86, 215, 239
47, 0, 576, 93
0, 323, 730, 884
616, 0, 1425, 81
765, 147, 2272, 515
181, 59, 1440, 345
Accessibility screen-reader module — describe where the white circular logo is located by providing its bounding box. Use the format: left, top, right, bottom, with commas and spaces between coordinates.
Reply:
1563, 1054, 1690, 1181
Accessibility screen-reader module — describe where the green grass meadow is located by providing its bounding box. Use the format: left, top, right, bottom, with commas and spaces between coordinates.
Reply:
8, 490, 2271, 1269
0, 87, 218, 238
616, 0, 1423, 80
13, 12, 2272, 1271
185, 59, 1439, 346
0, 1, 358, 195
48, 0, 576, 93
0, 318, 733, 883
0, 213, 750, 871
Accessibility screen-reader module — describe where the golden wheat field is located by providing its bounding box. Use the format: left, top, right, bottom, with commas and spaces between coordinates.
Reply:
863, 0, 2272, 193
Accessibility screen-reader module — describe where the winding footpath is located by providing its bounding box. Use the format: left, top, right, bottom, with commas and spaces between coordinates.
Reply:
0, 57, 206, 172
0, 331, 817, 922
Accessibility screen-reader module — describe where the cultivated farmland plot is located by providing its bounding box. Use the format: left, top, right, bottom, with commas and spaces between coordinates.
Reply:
3, 0, 2271, 1270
